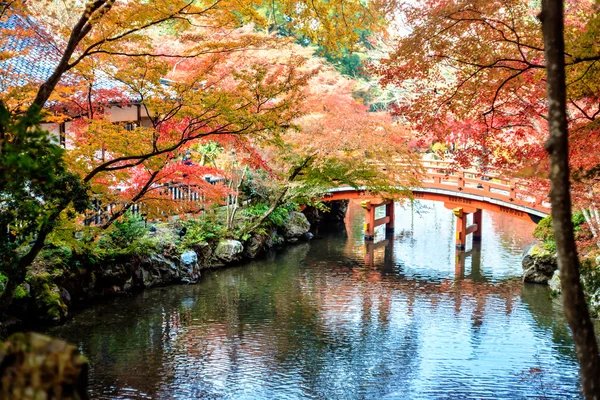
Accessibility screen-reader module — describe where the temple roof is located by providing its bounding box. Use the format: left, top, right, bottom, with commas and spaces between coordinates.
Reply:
0, 14, 131, 97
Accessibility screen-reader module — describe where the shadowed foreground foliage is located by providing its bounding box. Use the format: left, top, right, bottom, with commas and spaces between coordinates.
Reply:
0, 332, 88, 399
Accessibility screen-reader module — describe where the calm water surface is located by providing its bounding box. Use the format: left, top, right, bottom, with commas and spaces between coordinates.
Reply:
47, 201, 584, 399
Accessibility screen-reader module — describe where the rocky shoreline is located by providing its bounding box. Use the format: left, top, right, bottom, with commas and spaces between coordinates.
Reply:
4, 203, 349, 333
522, 242, 600, 317
522, 244, 558, 285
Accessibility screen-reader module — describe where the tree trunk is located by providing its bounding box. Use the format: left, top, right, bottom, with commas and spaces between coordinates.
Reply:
581, 208, 600, 248
0, 197, 71, 314
541, 1, 600, 397
0, 266, 26, 316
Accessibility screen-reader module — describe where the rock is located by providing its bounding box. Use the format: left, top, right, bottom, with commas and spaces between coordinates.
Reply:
97, 262, 131, 288
303, 200, 348, 234
60, 287, 72, 305
181, 250, 197, 265
589, 289, 600, 317
244, 234, 266, 259
324, 200, 349, 223
14, 283, 30, 300
138, 267, 150, 287
214, 240, 244, 263
302, 206, 322, 227
191, 242, 213, 267
282, 211, 311, 243
162, 242, 180, 258
29, 275, 69, 323
266, 231, 285, 248
522, 244, 558, 284
0, 332, 88, 399
122, 278, 133, 292
137, 254, 179, 287
179, 250, 201, 283
548, 270, 561, 295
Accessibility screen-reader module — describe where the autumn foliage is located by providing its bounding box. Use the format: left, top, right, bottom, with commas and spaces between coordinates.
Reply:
0, 0, 413, 310
374, 0, 600, 244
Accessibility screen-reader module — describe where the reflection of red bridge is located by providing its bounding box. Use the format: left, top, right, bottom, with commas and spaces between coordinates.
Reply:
323, 160, 549, 248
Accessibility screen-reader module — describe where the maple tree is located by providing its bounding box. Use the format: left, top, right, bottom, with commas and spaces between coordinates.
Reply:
375, 0, 600, 395
240, 62, 422, 234
65, 42, 311, 223
0, 0, 395, 311
374, 0, 600, 175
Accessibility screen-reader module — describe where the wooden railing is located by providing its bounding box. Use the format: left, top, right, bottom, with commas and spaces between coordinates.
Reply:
326, 158, 550, 217
418, 159, 550, 214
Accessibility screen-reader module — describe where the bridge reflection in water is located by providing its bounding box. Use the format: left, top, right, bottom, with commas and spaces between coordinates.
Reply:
364, 236, 484, 279
361, 232, 515, 315
352, 198, 539, 325
45, 199, 584, 399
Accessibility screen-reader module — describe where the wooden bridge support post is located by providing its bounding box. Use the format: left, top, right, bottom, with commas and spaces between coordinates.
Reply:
385, 201, 395, 233
454, 208, 467, 250
364, 242, 375, 267
454, 207, 483, 249
472, 209, 482, 242
363, 202, 376, 241
455, 250, 466, 279
362, 200, 394, 241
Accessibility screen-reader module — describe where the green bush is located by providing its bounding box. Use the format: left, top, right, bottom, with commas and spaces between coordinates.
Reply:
573, 211, 586, 232
580, 258, 600, 311
242, 202, 297, 228
533, 215, 554, 242
0, 273, 29, 299
93, 212, 158, 258
0, 272, 7, 295
105, 212, 147, 248
14, 284, 29, 300
533, 213, 587, 252
180, 215, 225, 249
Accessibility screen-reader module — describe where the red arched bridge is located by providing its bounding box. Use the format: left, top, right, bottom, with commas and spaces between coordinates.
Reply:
322, 160, 550, 249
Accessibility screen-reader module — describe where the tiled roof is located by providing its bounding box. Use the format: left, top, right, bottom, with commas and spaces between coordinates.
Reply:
0, 14, 62, 90
0, 14, 132, 96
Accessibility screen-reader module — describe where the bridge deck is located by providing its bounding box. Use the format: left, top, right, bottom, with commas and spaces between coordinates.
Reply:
324, 160, 549, 221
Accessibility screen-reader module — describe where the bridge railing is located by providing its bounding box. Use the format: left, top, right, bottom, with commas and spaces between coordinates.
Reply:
380, 158, 551, 214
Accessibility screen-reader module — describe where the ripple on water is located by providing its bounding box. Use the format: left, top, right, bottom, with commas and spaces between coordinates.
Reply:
46, 201, 586, 399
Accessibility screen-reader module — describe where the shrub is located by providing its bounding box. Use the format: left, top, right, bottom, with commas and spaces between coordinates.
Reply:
242, 202, 298, 228
105, 212, 147, 248
580, 258, 600, 291
533, 213, 587, 252
14, 284, 29, 300
533, 215, 553, 243
179, 215, 225, 249
93, 212, 158, 258
0, 273, 7, 295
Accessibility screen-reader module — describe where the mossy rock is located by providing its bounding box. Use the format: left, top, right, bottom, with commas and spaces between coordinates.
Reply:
522, 244, 557, 284
13, 284, 30, 300
29, 275, 68, 323
281, 211, 311, 242
529, 244, 554, 258
0, 332, 88, 399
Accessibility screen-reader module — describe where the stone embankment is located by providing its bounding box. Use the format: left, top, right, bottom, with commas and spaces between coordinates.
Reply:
8, 210, 324, 328
0, 332, 88, 399
522, 244, 558, 284
522, 243, 600, 316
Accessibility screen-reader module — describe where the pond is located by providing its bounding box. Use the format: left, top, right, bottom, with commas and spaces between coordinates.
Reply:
47, 200, 584, 399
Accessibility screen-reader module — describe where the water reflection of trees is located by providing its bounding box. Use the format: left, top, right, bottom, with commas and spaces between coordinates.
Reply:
44, 201, 582, 399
